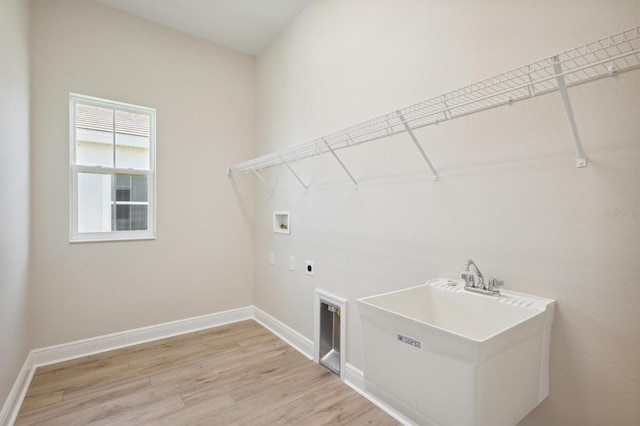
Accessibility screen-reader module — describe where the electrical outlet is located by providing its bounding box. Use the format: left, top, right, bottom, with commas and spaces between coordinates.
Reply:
305, 260, 314, 276
289, 256, 296, 271
269, 251, 275, 265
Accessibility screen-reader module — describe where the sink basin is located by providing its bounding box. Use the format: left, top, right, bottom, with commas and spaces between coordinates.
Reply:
358, 278, 555, 426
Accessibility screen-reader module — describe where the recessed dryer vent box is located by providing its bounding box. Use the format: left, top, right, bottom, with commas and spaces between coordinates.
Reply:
273, 211, 290, 234
314, 290, 346, 380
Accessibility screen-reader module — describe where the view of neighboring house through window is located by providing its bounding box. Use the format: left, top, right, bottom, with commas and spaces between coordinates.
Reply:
70, 94, 155, 242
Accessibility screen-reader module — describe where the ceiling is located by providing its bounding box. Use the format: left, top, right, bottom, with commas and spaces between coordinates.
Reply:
93, 0, 312, 55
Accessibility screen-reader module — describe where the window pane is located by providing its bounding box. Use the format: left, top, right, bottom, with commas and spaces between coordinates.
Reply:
130, 175, 148, 201
115, 205, 129, 230
115, 175, 131, 201
78, 172, 112, 233
115, 174, 148, 202
115, 110, 150, 170
75, 104, 114, 167
130, 205, 148, 230
115, 205, 148, 231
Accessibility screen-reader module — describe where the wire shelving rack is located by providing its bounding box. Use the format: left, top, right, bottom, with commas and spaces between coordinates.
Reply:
228, 26, 640, 190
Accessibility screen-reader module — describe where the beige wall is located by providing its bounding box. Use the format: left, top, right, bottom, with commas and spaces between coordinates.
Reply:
253, 1, 640, 425
29, 1, 255, 348
0, 0, 31, 407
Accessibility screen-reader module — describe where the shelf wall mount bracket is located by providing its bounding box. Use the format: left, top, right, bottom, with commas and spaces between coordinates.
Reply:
398, 112, 440, 182
279, 155, 308, 190
552, 55, 588, 168
323, 138, 358, 189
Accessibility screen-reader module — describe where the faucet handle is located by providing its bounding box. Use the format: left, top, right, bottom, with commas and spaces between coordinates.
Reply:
461, 272, 475, 288
488, 278, 504, 292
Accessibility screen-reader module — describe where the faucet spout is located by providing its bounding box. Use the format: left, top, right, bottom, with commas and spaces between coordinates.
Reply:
463, 259, 484, 288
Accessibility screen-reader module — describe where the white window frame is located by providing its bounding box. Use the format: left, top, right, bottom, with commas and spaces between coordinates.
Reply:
69, 93, 156, 242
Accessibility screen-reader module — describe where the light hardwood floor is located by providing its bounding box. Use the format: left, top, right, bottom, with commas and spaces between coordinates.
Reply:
15, 320, 398, 425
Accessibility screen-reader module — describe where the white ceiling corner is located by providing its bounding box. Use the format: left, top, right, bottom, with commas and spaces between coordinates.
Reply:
93, 0, 312, 55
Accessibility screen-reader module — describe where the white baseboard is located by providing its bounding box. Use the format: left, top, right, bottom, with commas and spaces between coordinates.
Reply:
344, 363, 415, 426
31, 306, 253, 367
1, 306, 407, 426
32, 306, 253, 367
344, 362, 365, 390
252, 307, 314, 359
0, 353, 35, 426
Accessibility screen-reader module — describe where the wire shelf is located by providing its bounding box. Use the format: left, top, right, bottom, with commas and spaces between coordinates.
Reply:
228, 26, 640, 177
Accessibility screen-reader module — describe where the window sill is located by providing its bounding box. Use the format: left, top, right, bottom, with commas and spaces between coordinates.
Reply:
70, 232, 156, 243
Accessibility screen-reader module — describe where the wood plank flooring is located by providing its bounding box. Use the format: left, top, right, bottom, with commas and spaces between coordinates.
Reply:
15, 320, 398, 425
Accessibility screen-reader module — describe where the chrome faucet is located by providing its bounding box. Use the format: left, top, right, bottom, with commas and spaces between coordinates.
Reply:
463, 259, 484, 288
461, 259, 503, 296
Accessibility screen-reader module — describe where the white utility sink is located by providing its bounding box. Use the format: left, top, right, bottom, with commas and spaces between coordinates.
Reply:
358, 278, 555, 426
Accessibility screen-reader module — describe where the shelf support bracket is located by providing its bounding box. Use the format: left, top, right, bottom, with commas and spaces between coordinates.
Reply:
323, 139, 358, 189
252, 169, 275, 193
279, 156, 308, 190
526, 65, 536, 97
398, 112, 440, 182
442, 95, 452, 120
552, 56, 588, 168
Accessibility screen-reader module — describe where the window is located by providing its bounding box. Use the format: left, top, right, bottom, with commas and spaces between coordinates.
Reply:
70, 94, 155, 242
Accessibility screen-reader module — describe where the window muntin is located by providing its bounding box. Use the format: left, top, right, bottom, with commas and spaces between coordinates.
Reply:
70, 94, 155, 242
